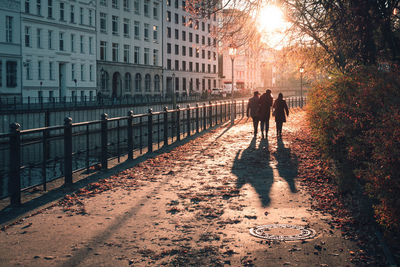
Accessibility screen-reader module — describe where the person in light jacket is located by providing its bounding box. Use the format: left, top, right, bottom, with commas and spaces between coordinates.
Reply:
246, 91, 260, 137
273, 93, 289, 138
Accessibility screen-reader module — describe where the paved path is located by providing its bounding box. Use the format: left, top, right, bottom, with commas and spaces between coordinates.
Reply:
0, 111, 362, 266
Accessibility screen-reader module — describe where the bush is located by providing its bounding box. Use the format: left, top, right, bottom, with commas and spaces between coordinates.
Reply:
307, 66, 400, 231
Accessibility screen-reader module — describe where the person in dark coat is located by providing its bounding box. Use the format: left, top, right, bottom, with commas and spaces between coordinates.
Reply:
246, 91, 260, 137
273, 93, 289, 138
257, 89, 273, 139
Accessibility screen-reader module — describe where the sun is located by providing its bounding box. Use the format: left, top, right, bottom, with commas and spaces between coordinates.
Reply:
257, 4, 286, 32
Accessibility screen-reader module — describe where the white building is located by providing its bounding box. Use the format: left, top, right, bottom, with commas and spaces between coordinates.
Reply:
21, 0, 97, 102
163, 0, 218, 96
0, 0, 21, 101
97, 0, 163, 98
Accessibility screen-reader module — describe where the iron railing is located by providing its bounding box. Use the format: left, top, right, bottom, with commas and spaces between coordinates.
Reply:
0, 97, 306, 205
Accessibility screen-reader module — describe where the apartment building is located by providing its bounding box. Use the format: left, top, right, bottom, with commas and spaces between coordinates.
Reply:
0, 0, 21, 100
21, 0, 97, 101
163, 0, 218, 96
97, 0, 163, 98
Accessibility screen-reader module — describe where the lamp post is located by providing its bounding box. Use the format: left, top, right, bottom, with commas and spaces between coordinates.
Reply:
299, 66, 304, 107
229, 45, 237, 124
172, 72, 176, 109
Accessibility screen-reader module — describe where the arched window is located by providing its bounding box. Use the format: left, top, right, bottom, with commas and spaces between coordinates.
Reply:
124, 73, 131, 91
101, 71, 109, 91
145, 74, 151, 92
135, 73, 141, 92
154, 75, 160, 92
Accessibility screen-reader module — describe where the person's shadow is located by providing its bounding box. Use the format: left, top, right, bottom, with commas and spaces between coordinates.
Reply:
232, 138, 274, 207
272, 138, 298, 193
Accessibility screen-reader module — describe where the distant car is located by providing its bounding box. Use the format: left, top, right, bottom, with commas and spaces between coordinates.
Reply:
211, 88, 222, 96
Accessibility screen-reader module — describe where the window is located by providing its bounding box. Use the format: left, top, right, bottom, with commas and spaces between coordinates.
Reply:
166, 11, 171, 22
100, 41, 107, 60
80, 7, 84, 24
196, 48, 199, 58
182, 61, 186, 71
123, 0, 130, 10
201, 22, 205, 31
25, 0, 30, 13
182, 30, 186, 41
89, 10, 93, 26
134, 21, 140, 39
183, 77, 186, 92
213, 65, 216, 73
134, 46, 140, 63
135, 73, 141, 91
174, 0, 178, 8
100, 0, 107, 6
145, 74, 151, 92
89, 37, 93, 54
25, 26, 31, 47
208, 37, 211, 46
38, 61, 42, 80
153, 49, 158, 66
134, 0, 140, 14
125, 73, 131, 91
174, 44, 179, 55
6, 61, 17, 87
182, 0, 186, 9
100, 13, 107, 33
6, 17, 13, 43
202, 49, 205, 59
70, 5, 75, 23
124, 44, 130, 63
202, 35, 205, 45
59, 2, 64, 20
71, 63, 75, 80
112, 0, 119, 9
175, 60, 179, 70
196, 62, 199, 72
144, 23, 149, 41
167, 27, 171, 38
49, 62, 54, 80
70, 34, 75, 52
202, 63, 205, 72
26, 61, 32, 80
154, 75, 160, 92
123, 18, 130, 37
182, 15, 186, 26
101, 71, 109, 91
37, 0, 42, 16
175, 29, 179, 39
80, 35, 84, 53
182, 46, 186, 56
59, 32, 64, 50
167, 59, 171, 69
80, 64, 85, 81
112, 43, 119, 61
175, 77, 179, 91
207, 64, 210, 73
153, 2, 158, 19
207, 51, 211, 60
189, 32, 192, 42
196, 34, 199, 43
189, 47, 192, 57
144, 0, 149, 17
153, 25, 158, 42
144, 48, 149, 64
174, 13, 178, 24
48, 0, 53, 18
167, 43, 171, 54
89, 65, 93, 81
112, 16, 119, 35
166, 0, 170, 6
189, 61, 193, 71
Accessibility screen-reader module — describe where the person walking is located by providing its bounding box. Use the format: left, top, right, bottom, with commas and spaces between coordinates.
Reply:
257, 89, 273, 139
273, 93, 289, 138
246, 91, 260, 137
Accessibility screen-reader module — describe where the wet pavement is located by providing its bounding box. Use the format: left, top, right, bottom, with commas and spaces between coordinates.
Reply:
0, 110, 365, 266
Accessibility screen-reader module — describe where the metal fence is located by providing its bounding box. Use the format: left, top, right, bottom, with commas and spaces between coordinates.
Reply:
0, 97, 306, 206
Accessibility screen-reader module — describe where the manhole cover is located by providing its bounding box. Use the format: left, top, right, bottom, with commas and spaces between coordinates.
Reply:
249, 224, 316, 241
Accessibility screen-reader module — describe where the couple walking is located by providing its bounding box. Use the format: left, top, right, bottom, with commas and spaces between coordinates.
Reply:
246, 90, 289, 138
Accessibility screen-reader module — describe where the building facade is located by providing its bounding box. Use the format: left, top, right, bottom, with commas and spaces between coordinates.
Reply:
163, 0, 218, 97
21, 0, 97, 101
0, 0, 21, 100
96, 0, 163, 98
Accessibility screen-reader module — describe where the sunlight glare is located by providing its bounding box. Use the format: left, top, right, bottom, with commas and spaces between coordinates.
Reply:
258, 4, 286, 32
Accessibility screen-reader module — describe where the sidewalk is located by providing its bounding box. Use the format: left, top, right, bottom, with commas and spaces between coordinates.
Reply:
0, 110, 381, 266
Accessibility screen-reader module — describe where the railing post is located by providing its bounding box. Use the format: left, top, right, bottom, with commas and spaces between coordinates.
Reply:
163, 107, 168, 146
101, 113, 108, 170
242, 100, 245, 117
9, 123, 21, 206
196, 104, 199, 133
203, 103, 207, 130
148, 108, 153, 153
176, 106, 181, 141
64, 117, 73, 186
186, 105, 191, 137
209, 101, 212, 128
127, 110, 134, 160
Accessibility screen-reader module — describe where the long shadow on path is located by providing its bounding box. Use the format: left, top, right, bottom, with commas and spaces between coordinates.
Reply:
232, 137, 274, 207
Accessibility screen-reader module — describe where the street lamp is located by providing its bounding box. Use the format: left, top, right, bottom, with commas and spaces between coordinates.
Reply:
299, 66, 304, 107
229, 45, 237, 124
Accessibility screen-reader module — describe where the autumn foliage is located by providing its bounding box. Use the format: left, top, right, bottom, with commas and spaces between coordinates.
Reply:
306, 66, 400, 232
